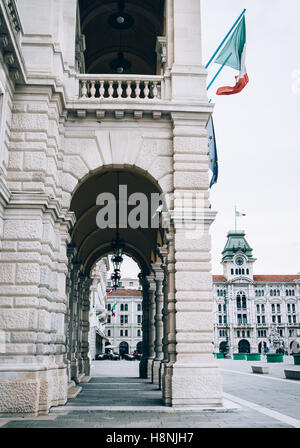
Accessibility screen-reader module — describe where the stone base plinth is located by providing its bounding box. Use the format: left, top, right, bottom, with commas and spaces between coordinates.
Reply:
152, 359, 162, 385
163, 362, 223, 407
0, 365, 68, 416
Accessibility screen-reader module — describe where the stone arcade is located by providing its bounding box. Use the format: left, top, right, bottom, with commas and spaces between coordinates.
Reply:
0, 0, 223, 415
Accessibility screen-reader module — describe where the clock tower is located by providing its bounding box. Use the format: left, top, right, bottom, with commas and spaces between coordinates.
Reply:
221, 230, 256, 280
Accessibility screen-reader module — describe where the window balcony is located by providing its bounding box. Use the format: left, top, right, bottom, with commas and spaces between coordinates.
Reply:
78, 74, 164, 102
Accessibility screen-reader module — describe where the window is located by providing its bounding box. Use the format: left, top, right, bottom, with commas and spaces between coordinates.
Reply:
120, 304, 124, 311
107, 281, 111, 286
137, 315, 142, 324
277, 304, 280, 313
223, 316, 227, 324
223, 304, 226, 313
130, 281, 133, 286
292, 304, 296, 312
118, 282, 123, 287
288, 315, 292, 324
137, 303, 142, 311
125, 304, 128, 311
293, 315, 296, 324
237, 314, 242, 325
120, 315, 128, 324
271, 304, 275, 313
107, 315, 111, 324
107, 329, 111, 337
237, 330, 240, 337
120, 330, 123, 336
287, 304, 291, 313
247, 330, 250, 337
246, 269, 249, 275
125, 330, 128, 337
218, 304, 222, 312
257, 316, 260, 324
243, 314, 247, 324
277, 315, 281, 324
257, 304, 260, 313
270, 290, 273, 297
137, 329, 141, 337
107, 304, 111, 311
231, 269, 234, 275
272, 315, 276, 323
262, 316, 265, 324
261, 304, 265, 313
236, 295, 241, 309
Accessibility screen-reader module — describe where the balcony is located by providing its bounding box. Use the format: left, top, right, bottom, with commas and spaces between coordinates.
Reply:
78, 74, 164, 102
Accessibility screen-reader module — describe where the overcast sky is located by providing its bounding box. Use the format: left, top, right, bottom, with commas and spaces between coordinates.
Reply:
202, 0, 300, 274
115, 0, 300, 279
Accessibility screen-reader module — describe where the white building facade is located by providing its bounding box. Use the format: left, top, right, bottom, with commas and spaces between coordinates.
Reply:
88, 258, 109, 361
105, 285, 143, 356
213, 231, 300, 355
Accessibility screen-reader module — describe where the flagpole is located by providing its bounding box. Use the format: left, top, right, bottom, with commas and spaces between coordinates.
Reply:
206, 52, 232, 91
205, 8, 246, 70
235, 205, 237, 232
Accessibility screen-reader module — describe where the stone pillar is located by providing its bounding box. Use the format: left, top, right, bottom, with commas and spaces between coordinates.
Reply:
0, 201, 70, 415
81, 277, 92, 379
152, 263, 165, 385
162, 226, 177, 405
139, 275, 150, 378
165, 113, 223, 407
146, 275, 156, 379
158, 246, 169, 391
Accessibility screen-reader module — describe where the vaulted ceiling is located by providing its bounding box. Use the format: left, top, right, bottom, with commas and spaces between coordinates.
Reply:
78, 0, 165, 74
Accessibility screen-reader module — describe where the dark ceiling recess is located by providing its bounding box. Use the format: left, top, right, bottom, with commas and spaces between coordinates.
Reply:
78, 0, 165, 75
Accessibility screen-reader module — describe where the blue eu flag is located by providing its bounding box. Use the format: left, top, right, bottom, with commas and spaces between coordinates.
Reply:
207, 116, 218, 188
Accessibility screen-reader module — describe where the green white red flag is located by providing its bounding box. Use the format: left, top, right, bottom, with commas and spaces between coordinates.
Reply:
215, 16, 249, 95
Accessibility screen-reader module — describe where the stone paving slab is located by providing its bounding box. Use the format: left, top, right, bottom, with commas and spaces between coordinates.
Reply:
1, 360, 299, 428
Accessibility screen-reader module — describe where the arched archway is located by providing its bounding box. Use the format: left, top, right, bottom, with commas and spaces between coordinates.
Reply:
78, 0, 165, 75
238, 340, 250, 354
66, 166, 168, 385
136, 341, 143, 354
119, 341, 129, 357
219, 341, 227, 353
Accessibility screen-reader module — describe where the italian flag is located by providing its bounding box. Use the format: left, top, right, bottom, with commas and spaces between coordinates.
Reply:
215, 16, 249, 95
236, 210, 246, 217
111, 302, 117, 317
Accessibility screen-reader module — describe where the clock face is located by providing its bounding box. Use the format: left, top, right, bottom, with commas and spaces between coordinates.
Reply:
236, 257, 244, 266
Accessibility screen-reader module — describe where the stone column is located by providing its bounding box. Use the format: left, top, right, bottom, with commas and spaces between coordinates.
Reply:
146, 275, 156, 379
165, 112, 223, 407
81, 277, 93, 379
162, 226, 177, 404
152, 263, 165, 385
139, 275, 150, 378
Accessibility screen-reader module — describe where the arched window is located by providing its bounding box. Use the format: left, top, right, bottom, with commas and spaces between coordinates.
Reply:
277, 290, 280, 296
242, 269, 245, 275
286, 290, 289, 296
231, 269, 234, 275
235, 269, 238, 275
242, 294, 247, 309
246, 269, 249, 275
236, 294, 241, 309
262, 290, 264, 296
292, 290, 295, 296
289, 290, 292, 296
258, 290, 261, 297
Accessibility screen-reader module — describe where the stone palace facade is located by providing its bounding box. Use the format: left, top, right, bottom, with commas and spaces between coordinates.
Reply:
213, 231, 300, 355
0, 0, 223, 416
105, 287, 143, 356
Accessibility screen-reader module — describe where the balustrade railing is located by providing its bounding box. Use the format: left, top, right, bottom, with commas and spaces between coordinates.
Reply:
78, 75, 164, 101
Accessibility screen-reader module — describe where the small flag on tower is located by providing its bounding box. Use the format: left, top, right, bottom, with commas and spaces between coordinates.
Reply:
215, 16, 249, 95
108, 289, 113, 295
235, 210, 246, 217
207, 116, 218, 188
